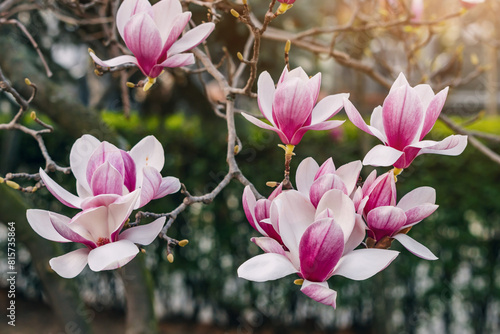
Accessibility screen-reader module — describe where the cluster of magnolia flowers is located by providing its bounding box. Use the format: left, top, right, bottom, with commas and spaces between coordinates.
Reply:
27, 135, 180, 278
237, 68, 467, 308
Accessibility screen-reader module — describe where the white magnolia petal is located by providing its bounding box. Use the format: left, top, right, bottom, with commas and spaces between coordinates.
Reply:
295, 157, 319, 196
119, 217, 165, 245
26, 209, 71, 243
70, 134, 101, 193
393, 234, 438, 260
301, 280, 337, 308
363, 145, 403, 167
316, 189, 356, 244
397, 186, 436, 210
49, 248, 90, 279
237, 253, 297, 282
332, 248, 399, 280
87, 240, 139, 271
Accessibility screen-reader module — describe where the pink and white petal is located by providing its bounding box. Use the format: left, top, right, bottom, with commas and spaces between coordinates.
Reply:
369, 106, 387, 142
81, 194, 121, 211
335, 160, 362, 195
109, 190, 141, 238
310, 174, 348, 207
397, 186, 436, 210
119, 217, 165, 245
343, 98, 386, 142
275, 191, 316, 260
332, 248, 399, 280
123, 13, 163, 75
167, 23, 215, 56
315, 158, 336, 178
87, 240, 139, 271
362, 145, 403, 167
299, 219, 344, 282
159, 12, 191, 57
315, 189, 356, 244
388, 72, 410, 94
68, 207, 108, 242
121, 151, 136, 193
295, 157, 319, 196
237, 253, 297, 282
419, 87, 448, 140
76, 181, 92, 198
50, 212, 96, 248
26, 209, 71, 243
89, 53, 138, 69
137, 166, 162, 208
284, 66, 309, 82
39, 169, 82, 208
116, 0, 152, 39
251, 237, 286, 256
90, 162, 124, 196
310, 93, 349, 124
301, 280, 337, 308
153, 176, 181, 199
306, 72, 322, 104
130, 135, 165, 186
343, 214, 366, 254
413, 84, 435, 112
393, 233, 438, 260
49, 248, 90, 279
416, 135, 468, 157
70, 134, 101, 193
86, 142, 124, 186
152, 0, 184, 43
290, 120, 345, 145
367, 206, 407, 241
240, 112, 288, 142
155, 53, 194, 69
242, 186, 266, 235
404, 204, 438, 226
257, 71, 276, 124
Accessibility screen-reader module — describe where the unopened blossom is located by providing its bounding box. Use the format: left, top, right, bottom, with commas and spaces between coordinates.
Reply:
89, 0, 215, 90
295, 157, 362, 207
26, 191, 165, 278
343, 73, 467, 169
40, 135, 180, 210
238, 189, 399, 308
242, 66, 348, 146
410, 0, 424, 22
353, 170, 439, 260
242, 184, 283, 244
276, 0, 295, 14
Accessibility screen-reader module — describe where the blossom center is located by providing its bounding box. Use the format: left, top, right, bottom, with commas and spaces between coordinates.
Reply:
96, 237, 110, 247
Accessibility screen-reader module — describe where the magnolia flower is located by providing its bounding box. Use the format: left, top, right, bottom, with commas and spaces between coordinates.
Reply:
242, 184, 283, 244
89, 0, 215, 90
295, 157, 362, 207
242, 67, 348, 146
353, 170, 439, 260
26, 191, 165, 278
343, 73, 467, 169
238, 189, 399, 308
410, 0, 424, 22
460, 0, 484, 9
40, 135, 180, 210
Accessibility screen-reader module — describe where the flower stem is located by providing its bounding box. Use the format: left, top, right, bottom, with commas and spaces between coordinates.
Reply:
278, 144, 295, 189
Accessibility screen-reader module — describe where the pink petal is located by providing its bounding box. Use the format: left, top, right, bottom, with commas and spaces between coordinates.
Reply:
369, 106, 387, 142
240, 112, 288, 144
343, 98, 386, 143
310, 93, 348, 124
393, 234, 438, 260
309, 174, 348, 207
153, 176, 181, 199
306, 72, 322, 105
290, 120, 345, 145
70, 134, 101, 194
152, 0, 184, 43
363, 145, 404, 167
119, 217, 165, 245
315, 158, 336, 178
242, 186, 266, 235
367, 206, 407, 240
363, 171, 396, 214
397, 186, 436, 211
257, 71, 276, 124
404, 204, 438, 227
89, 53, 138, 69
388, 72, 410, 94
108, 190, 141, 239
168, 22, 215, 56
67, 207, 107, 245
251, 237, 286, 256
87, 239, 139, 271
295, 157, 319, 197
130, 135, 165, 187
315, 189, 356, 244
116, 0, 152, 39
26, 209, 71, 243
155, 53, 194, 70
332, 248, 399, 280
39, 169, 82, 208
299, 219, 344, 282
419, 87, 448, 139
121, 151, 136, 193
90, 162, 124, 196
50, 212, 96, 248
301, 280, 337, 308
49, 248, 90, 279
343, 214, 366, 254
383, 85, 424, 150
123, 13, 163, 76
158, 12, 191, 60
137, 166, 162, 208
237, 253, 297, 282
86, 142, 124, 187
80, 194, 121, 211
335, 160, 362, 195
417, 135, 468, 157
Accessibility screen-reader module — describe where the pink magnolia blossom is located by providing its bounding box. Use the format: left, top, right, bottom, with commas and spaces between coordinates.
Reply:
410, 0, 424, 22
353, 170, 439, 260
460, 0, 485, 9
242, 67, 348, 146
295, 157, 362, 207
242, 184, 283, 244
89, 0, 214, 90
343, 73, 467, 169
26, 191, 165, 278
238, 189, 399, 308
40, 135, 180, 211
